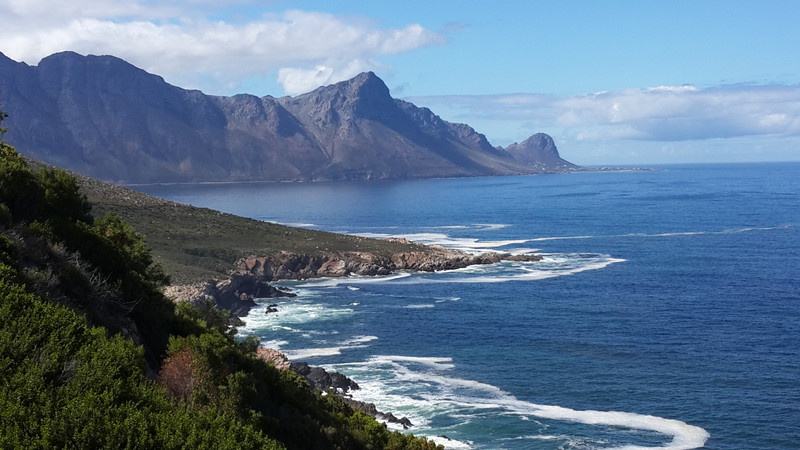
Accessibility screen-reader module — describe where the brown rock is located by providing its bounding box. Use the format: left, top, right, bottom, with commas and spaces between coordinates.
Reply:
256, 347, 291, 371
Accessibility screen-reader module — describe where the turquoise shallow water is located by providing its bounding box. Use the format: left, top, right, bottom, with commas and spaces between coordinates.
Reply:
139, 163, 800, 449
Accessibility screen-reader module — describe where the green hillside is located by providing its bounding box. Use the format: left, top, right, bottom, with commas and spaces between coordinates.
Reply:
67, 169, 431, 284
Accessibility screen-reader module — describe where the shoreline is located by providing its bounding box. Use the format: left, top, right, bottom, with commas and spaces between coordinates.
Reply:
121, 166, 653, 188
165, 242, 541, 316
162, 243, 544, 444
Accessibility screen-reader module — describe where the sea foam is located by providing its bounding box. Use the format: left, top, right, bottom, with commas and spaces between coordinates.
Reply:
280, 335, 378, 361
330, 354, 709, 449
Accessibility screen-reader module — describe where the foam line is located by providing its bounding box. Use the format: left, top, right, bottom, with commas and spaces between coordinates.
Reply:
506, 402, 710, 449
404, 304, 435, 309
285, 347, 345, 359
530, 225, 793, 243
239, 299, 355, 337
295, 272, 412, 288
281, 336, 378, 360
259, 339, 288, 349
346, 335, 379, 345
358, 231, 532, 254
368, 355, 457, 370
333, 355, 709, 449
424, 435, 473, 449
529, 235, 597, 241
376, 254, 625, 285
473, 223, 511, 231
358, 225, 794, 251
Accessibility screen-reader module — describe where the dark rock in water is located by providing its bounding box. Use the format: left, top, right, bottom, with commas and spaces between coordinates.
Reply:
498, 253, 543, 262
288, 361, 411, 427
341, 398, 414, 429
213, 273, 296, 316
164, 274, 295, 317
397, 416, 414, 428
290, 362, 360, 392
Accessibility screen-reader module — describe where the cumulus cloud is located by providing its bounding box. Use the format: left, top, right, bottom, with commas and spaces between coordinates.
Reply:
1, 1, 445, 95
277, 59, 387, 95
409, 84, 800, 143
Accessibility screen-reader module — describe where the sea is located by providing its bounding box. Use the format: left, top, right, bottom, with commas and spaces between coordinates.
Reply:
138, 163, 800, 449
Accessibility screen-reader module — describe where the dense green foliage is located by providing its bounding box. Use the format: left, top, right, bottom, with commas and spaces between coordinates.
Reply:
0, 267, 280, 449
0, 110, 442, 449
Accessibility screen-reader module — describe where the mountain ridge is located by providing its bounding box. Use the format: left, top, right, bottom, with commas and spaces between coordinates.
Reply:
0, 51, 577, 183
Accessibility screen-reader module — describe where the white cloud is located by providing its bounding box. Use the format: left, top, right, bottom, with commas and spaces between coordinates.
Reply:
277, 59, 386, 95
0, 2, 445, 95
409, 84, 800, 144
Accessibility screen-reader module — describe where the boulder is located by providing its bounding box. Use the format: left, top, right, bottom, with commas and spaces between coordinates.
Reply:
290, 362, 360, 392
342, 398, 414, 429
163, 273, 295, 317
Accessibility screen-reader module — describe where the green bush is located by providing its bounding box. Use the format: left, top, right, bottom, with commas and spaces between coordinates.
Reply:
0, 233, 17, 267
0, 202, 10, 227
0, 142, 44, 222
176, 298, 243, 338
37, 167, 93, 224
0, 263, 281, 449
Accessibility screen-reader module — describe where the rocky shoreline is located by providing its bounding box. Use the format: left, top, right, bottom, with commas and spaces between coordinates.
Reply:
164, 239, 542, 433
163, 273, 296, 317
256, 347, 415, 429
166, 239, 541, 317
235, 241, 541, 283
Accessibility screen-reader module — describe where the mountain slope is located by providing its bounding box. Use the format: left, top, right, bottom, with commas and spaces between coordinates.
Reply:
0, 51, 576, 183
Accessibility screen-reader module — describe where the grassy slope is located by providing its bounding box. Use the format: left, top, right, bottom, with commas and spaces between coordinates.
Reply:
72, 174, 429, 284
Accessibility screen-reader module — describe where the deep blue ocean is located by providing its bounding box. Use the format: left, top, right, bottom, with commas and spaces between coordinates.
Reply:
138, 163, 800, 449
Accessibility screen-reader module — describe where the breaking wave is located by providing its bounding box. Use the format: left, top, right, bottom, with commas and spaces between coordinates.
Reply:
286, 253, 623, 289
329, 356, 709, 449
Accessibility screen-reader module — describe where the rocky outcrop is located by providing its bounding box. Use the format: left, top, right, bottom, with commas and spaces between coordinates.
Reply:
290, 362, 360, 393
255, 347, 414, 429
342, 398, 414, 429
236, 252, 393, 280
165, 240, 540, 316
0, 51, 577, 184
236, 247, 542, 282
164, 273, 295, 316
255, 347, 292, 371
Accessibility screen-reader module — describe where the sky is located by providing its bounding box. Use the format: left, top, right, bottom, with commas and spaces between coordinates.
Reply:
2, 0, 799, 165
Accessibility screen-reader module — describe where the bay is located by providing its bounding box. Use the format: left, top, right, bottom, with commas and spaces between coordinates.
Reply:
138, 163, 800, 449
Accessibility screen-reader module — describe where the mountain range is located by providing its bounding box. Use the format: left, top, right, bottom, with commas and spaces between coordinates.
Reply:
0, 51, 577, 184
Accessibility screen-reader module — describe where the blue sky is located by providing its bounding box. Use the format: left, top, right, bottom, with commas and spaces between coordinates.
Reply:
2, 0, 799, 164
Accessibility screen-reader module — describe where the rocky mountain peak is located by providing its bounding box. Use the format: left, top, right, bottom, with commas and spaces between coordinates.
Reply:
346, 72, 395, 119
504, 132, 576, 169
518, 133, 557, 154
38, 51, 133, 76
345, 71, 390, 98
0, 52, 578, 183
276, 71, 398, 134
